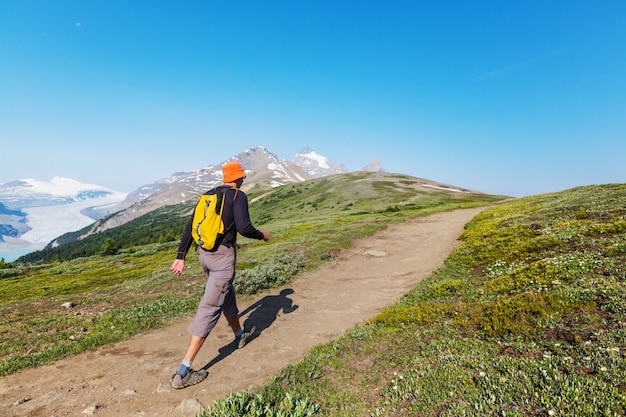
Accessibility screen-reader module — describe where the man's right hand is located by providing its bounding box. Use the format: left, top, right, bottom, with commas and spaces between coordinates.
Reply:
171, 259, 185, 276
261, 230, 270, 241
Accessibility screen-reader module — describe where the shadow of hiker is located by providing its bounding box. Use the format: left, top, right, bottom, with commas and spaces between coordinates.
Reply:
202, 288, 298, 371
240, 288, 299, 336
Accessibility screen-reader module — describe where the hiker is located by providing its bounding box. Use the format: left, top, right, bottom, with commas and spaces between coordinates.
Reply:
169, 161, 270, 389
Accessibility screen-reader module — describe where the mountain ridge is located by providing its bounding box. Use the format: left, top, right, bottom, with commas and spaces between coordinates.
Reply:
73, 146, 370, 240
2, 145, 475, 262
14, 170, 494, 264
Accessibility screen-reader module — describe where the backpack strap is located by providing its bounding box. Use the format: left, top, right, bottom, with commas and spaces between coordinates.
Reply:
214, 190, 225, 215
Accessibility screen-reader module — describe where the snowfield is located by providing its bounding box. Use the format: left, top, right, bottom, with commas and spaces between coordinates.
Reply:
0, 177, 127, 261
20, 195, 126, 246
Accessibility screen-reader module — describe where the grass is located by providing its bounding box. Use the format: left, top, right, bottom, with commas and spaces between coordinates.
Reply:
5, 177, 624, 415
0, 172, 498, 377
198, 183, 625, 416
4, 178, 624, 415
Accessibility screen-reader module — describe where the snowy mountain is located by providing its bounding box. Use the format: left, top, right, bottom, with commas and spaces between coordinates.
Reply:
290, 147, 348, 177
78, 147, 312, 237
0, 177, 127, 261
120, 171, 192, 208
1, 147, 383, 262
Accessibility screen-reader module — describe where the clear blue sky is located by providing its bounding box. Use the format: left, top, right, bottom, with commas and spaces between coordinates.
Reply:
1, 1, 624, 197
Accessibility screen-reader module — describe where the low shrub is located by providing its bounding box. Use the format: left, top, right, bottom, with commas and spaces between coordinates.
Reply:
236, 253, 306, 295
203, 391, 319, 417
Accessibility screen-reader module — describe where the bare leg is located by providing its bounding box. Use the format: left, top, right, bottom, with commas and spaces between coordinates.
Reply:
226, 315, 242, 335
183, 334, 206, 363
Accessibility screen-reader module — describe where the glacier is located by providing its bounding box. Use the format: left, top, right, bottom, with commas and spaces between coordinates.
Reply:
0, 177, 127, 262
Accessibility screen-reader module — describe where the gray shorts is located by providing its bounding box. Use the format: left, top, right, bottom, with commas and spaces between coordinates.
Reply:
187, 245, 239, 338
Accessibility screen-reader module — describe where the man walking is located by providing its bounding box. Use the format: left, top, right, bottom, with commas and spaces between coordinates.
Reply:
169, 161, 269, 389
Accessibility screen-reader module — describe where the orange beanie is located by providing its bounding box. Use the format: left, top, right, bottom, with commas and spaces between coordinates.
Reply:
222, 161, 247, 183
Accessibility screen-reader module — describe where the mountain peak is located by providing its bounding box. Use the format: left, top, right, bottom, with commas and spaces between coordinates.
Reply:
291, 148, 348, 177
361, 158, 385, 173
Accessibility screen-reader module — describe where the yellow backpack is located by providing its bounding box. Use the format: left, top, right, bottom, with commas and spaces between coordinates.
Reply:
191, 189, 227, 251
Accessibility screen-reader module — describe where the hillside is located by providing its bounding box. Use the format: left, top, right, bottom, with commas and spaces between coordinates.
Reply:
0, 170, 501, 372
0, 146, 363, 262
0, 206, 485, 417
56, 146, 348, 243
2, 182, 624, 416
15, 171, 500, 264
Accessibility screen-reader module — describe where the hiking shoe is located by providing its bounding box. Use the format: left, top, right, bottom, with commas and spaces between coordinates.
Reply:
171, 369, 208, 389
237, 326, 256, 349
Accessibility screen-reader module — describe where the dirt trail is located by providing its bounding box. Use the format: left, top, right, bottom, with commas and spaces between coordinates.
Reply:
0, 207, 485, 417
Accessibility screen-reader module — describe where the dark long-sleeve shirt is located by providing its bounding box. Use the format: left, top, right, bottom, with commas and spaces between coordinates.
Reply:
175, 186, 264, 260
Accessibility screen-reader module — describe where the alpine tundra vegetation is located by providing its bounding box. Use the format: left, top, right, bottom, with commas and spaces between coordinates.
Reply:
201, 183, 626, 416
1, 175, 624, 416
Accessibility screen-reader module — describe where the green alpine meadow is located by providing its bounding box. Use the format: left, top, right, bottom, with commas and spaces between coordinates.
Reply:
1, 173, 624, 416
